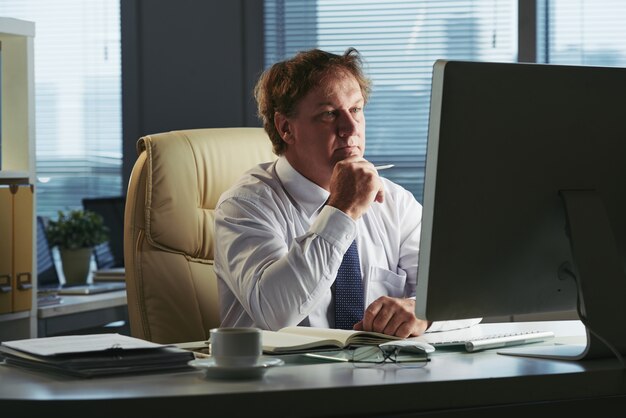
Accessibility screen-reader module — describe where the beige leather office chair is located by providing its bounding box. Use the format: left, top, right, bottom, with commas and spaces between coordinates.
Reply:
124, 128, 276, 344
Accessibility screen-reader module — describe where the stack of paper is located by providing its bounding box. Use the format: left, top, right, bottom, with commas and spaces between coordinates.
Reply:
37, 293, 63, 307
0, 333, 195, 377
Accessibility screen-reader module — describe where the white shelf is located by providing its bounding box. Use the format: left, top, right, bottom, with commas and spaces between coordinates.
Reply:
0, 310, 30, 323
1, 17, 36, 178
0, 170, 30, 179
0, 17, 35, 37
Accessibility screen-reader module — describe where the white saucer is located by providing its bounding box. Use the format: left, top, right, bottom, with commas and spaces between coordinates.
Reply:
188, 356, 285, 380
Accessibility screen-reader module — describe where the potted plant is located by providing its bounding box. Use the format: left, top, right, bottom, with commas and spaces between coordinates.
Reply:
45, 209, 109, 285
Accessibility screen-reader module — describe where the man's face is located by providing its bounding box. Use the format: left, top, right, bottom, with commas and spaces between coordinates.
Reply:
278, 72, 366, 190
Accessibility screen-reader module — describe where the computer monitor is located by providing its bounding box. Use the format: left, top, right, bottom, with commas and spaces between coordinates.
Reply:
416, 60, 626, 360
82, 196, 125, 268
36, 216, 61, 288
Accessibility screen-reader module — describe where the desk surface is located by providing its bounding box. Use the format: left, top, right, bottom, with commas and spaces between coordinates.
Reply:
37, 290, 128, 337
37, 290, 127, 319
2, 321, 626, 417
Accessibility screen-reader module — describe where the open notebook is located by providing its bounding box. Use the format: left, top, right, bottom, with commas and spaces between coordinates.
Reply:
37, 216, 126, 295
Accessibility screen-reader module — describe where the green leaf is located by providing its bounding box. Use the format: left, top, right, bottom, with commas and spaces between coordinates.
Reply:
45, 209, 110, 250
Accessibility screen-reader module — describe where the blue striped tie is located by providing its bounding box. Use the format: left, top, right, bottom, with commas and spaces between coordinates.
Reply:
334, 240, 364, 329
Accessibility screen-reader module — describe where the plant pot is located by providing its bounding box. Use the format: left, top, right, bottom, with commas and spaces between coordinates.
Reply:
60, 247, 93, 285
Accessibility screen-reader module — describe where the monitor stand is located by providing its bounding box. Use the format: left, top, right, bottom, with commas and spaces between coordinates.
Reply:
499, 190, 626, 361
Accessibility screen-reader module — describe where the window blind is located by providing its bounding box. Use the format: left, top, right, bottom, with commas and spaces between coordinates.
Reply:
265, 0, 517, 202
0, 0, 121, 218
541, 0, 626, 67
3, 1, 621, 218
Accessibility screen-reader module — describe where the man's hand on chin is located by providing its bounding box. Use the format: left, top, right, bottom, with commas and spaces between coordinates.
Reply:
327, 158, 385, 220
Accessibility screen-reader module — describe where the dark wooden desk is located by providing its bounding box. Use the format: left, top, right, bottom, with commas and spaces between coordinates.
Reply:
37, 290, 128, 337
2, 321, 626, 417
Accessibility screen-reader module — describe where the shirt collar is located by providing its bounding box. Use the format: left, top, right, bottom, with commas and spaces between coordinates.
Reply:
275, 156, 329, 218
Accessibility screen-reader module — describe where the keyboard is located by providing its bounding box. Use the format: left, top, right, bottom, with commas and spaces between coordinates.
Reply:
431, 330, 555, 352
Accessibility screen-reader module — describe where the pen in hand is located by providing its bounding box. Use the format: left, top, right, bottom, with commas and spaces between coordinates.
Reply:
374, 164, 394, 171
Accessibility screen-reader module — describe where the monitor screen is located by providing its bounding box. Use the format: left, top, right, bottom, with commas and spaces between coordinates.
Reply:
416, 60, 626, 360
82, 196, 125, 268
36, 216, 60, 287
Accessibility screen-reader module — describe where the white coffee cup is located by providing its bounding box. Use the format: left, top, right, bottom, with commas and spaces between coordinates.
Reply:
209, 327, 262, 368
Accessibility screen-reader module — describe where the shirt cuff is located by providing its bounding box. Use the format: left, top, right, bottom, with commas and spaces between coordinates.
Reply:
309, 205, 357, 251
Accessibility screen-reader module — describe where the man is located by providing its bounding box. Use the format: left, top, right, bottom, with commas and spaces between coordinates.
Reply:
214, 48, 478, 337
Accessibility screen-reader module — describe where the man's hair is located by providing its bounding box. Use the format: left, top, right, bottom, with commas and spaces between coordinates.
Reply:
254, 48, 371, 155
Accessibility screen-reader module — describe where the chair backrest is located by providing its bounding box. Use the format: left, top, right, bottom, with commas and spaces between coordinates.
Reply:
124, 128, 276, 344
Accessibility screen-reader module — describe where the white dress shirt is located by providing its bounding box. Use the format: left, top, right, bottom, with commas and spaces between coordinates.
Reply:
215, 156, 480, 332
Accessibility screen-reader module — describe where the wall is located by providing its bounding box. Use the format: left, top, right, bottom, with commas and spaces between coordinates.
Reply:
121, 0, 264, 189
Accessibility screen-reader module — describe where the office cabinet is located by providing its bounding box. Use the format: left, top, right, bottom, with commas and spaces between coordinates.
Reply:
0, 17, 36, 340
